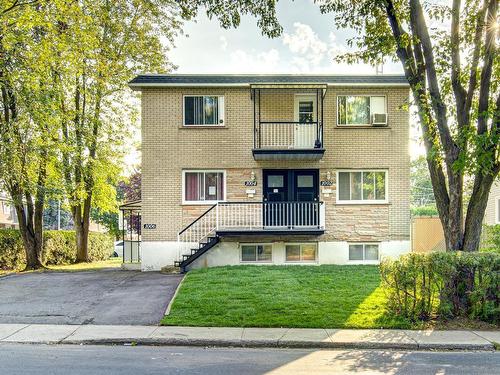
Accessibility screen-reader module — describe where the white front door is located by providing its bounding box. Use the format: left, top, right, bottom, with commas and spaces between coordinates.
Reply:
294, 95, 317, 148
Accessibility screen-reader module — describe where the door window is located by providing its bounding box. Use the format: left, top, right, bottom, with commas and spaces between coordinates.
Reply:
268, 175, 284, 188
298, 100, 314, 123
297, 175, 314, 188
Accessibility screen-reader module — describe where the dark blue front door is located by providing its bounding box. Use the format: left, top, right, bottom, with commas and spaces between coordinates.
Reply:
263, 169, 319, 227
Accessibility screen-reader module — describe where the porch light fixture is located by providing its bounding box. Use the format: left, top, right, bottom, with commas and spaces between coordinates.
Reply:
250, 171, 256, 182
326, 171, 331, 181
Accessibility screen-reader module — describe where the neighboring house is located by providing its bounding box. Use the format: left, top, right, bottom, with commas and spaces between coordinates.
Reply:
0, 192, 19, 229
128, 74, 411, 271
485, 181, 500, 226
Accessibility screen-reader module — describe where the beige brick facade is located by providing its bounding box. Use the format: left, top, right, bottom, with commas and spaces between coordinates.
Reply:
141, 86, 410, 243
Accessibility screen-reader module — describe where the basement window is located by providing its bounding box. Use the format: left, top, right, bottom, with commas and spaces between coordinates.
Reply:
241, 244, 272, 262
348, 244, 379, 261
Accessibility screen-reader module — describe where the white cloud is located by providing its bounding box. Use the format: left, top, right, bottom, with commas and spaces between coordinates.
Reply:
219, 36, 228, 51
227, 49, 281, 73
283, 22, 327, 69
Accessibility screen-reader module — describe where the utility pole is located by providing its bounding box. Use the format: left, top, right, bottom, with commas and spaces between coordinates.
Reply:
57, 200, 61, 230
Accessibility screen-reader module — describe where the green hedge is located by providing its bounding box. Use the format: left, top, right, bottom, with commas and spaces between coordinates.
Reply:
0, 229, 25, 271
380, 252, 499, 324
0, 229, 114, 270
480, 225, 500, 253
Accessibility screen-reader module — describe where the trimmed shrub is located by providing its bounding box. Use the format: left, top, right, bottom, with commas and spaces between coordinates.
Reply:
0, 229, 114, 269
0, 229, 25, 270
411, 205, 438, 217
480, 225, 500, 253
380, 252, 499, 324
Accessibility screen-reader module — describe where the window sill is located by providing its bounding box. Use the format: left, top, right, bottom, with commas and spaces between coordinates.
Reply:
335, 125, 391, 129
284, 260, 318, 264
336, 201, 389, 205
240, 261, 274, 264
180, 125, 228, 129
182, 201, 223, 206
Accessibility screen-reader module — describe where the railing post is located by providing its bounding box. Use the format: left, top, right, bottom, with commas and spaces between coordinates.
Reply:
216, 203, 219, 230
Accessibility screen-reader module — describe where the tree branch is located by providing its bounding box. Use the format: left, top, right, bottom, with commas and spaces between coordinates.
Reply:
409, 0, 456, 160
451, 0, 467, 119
465, 0, 488, 113
477, 0, 497, 135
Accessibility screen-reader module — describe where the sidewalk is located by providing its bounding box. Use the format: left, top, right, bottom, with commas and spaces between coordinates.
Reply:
0, 324, 498, 350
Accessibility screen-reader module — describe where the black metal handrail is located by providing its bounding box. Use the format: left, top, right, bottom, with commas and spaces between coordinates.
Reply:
178, 203, 217, 236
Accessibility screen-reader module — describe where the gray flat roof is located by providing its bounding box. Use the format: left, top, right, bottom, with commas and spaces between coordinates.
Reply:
129, 74, 409, 88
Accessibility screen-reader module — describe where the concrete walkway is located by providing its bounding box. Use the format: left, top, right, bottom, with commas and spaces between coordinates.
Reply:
0, 324, 498, 350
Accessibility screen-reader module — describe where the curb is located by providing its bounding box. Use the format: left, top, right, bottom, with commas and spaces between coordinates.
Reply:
28, 338, 496, 351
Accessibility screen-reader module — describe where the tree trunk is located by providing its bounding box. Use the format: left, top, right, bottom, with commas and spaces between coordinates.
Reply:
463, 173, 496, 251
74, 192, 92, 262
12, 195, 44, 270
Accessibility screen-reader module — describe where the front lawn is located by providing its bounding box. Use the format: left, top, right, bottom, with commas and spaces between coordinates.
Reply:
161, 265, 411, 329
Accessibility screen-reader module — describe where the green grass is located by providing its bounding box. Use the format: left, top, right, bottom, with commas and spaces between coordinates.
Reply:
46, 257, 122, 272
162, 265, 411, 329
1, 257, 122, 275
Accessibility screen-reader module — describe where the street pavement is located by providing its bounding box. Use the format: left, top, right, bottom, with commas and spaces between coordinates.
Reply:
0, 343, 499, 374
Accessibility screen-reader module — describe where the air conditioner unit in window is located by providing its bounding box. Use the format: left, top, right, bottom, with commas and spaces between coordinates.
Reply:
371, 113, 388, 126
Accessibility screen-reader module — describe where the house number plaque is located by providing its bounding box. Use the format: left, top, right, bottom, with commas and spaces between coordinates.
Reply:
244, 181, 257, 186
320, 180, 333, 186
143, 224, 157, 229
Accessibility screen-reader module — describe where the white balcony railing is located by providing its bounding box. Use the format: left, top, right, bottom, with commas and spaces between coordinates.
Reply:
256, 122, 322, 149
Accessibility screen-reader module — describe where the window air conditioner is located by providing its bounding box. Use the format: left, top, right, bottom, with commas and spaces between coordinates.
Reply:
371, 113, 388, 126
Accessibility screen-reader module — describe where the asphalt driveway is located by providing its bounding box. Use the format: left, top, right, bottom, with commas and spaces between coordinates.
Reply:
0, 270, 183, 325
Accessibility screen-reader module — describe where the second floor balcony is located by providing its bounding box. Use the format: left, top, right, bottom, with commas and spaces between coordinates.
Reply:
252, 85, 326, 161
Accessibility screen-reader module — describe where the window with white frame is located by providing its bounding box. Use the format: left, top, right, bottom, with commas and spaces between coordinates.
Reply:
337, 171, 387, 203
183, 171, 225, 203
337, 95, 386, 125
349, 243, 379, 261
184, 95, 224, 126
241, 244, 272, 262
285, 243, 317, 262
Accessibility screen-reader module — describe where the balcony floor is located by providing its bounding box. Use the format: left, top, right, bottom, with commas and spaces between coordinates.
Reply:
252, 148, 325, 161
216, 227, 325, 236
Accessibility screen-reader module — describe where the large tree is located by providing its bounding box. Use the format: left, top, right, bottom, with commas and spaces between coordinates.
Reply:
57, 0, 181, 262
318, 0, 499, 251
0, 0, 69, 269
181, 0, 499, 252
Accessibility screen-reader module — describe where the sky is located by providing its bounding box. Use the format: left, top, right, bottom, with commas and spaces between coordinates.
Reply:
170, 0, 404, 75
125, 0, 424, 171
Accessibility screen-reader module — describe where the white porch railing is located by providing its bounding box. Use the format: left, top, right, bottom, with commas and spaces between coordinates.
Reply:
217, 201, 325, 229
257, 122, 322, 149
176, 201, 325, 263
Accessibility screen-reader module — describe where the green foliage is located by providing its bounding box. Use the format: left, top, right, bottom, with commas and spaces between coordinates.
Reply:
411, 205, 439, 216
0, 229, 113, 269
380, 252, 499, 324
0, 229, 25, 270
480, 225, 500, 253
411, 156, 436, 206
43, 231, 114, 265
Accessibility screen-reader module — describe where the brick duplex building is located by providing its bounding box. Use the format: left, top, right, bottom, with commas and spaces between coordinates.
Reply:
127, 74, 411, 271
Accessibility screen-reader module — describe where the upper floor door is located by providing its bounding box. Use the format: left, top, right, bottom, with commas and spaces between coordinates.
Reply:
294, 95, 317, 148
